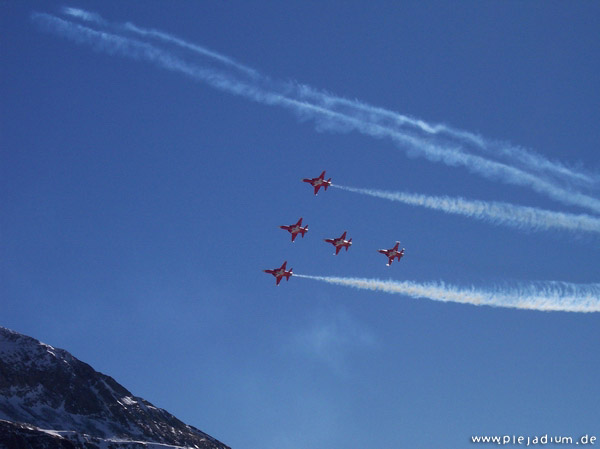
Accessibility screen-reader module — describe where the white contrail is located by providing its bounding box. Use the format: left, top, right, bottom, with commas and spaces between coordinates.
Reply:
295, 275, 600, 313
73, 5, 597, 189
62, 7, 103, 24
292, 87, 599, 187
333, 185, 600, 235
31, 14, 276, 102
121, 23, 260, 78
67, 6, 595, 188
61, 6, 259, 77
33, 9, 600, 213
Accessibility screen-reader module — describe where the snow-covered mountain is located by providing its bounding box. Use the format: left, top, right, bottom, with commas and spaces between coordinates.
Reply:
0, 327, 230, 449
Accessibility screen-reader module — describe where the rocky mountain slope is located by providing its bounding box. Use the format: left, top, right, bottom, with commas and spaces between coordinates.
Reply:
0, 327, 230, 449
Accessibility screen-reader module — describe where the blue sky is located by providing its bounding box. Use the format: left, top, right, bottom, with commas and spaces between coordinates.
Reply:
2, 1, 599, 447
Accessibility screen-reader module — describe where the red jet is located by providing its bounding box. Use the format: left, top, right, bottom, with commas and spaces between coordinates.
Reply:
264, 261, 293, 285
302, 170, 332, 195
279, 217, 308, 242
324, 231, 352, 255
378, 241, 405, 266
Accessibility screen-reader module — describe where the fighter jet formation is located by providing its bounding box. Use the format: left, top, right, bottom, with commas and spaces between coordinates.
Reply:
264, 171, 406, 285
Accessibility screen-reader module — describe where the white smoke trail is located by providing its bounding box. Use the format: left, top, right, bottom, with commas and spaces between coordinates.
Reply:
62, 7, 103, 24
68, 5, 596, 188
292, 88, 599, 187
67, 6, 593, 188
62, 6, 259, 78
32, 9, 600, 213
333, 185, 600, 235
122, 23, 260, 78
295, 274, 600, 313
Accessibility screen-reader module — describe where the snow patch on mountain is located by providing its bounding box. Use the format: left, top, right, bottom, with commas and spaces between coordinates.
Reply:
0, 326, 230, 449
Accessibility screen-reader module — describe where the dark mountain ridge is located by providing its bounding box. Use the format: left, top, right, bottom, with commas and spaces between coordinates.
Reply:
0, 326, 230, 449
